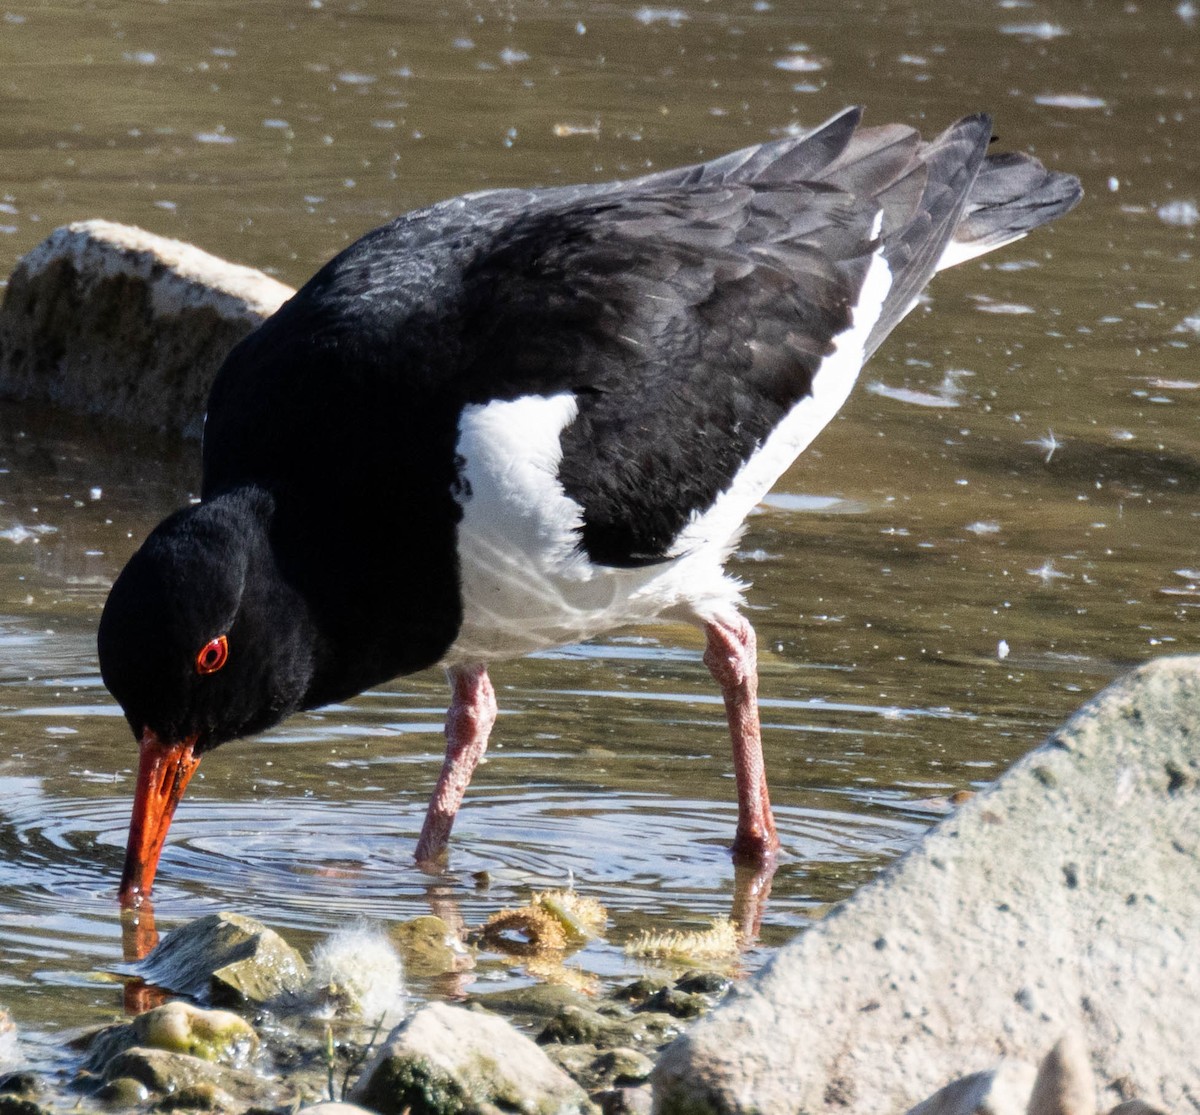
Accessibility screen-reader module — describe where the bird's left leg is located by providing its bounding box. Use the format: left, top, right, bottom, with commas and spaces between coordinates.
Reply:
415, 663, 497, 864
703, 612, 780, 866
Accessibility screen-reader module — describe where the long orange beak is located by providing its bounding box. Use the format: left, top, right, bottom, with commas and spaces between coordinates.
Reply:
119, 729, 201, 905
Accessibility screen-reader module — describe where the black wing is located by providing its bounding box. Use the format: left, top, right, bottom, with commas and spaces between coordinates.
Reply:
203, 109, 1080, 576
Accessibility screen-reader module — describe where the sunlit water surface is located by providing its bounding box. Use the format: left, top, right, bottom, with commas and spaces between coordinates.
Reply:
0, 0, 1197, 1078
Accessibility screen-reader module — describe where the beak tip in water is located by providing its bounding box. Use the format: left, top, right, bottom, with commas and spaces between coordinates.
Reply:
119, 729, 201, 904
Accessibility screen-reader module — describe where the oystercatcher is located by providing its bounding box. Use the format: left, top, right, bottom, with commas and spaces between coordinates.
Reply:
98, 108, 1081, 901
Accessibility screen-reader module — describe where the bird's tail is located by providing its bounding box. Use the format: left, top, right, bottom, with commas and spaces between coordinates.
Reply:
938, 148, 1083, 271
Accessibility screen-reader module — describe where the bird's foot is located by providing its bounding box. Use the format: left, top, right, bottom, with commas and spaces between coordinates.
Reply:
730, 824, 780, 870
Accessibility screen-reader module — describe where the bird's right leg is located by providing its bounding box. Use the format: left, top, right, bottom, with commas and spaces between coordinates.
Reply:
703, 612, 780, 866
415, 663, 497, 864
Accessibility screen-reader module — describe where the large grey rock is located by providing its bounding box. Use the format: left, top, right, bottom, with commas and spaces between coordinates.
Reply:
0, 220, 292, 436
652, 656, 1200, 1114
349, 1001, 594, 1115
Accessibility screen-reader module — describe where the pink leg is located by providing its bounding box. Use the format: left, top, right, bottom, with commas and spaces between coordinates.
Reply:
703, 614, 780, 866
415, 664, 497, 864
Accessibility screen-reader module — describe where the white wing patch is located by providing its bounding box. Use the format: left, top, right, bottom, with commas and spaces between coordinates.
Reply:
448, 395, 657, 661
937, 229, 1027, 271
445, 243, 894, 661
672, 244, 894, 614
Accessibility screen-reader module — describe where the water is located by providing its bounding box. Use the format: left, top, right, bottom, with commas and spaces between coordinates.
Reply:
0, 0, 1197, 1069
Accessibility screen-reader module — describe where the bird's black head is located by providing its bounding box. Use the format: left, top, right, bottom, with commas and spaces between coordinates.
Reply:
98, 486, 318, 755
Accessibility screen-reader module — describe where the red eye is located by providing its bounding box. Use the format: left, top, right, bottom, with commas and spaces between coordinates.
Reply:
195, 635, 229, 675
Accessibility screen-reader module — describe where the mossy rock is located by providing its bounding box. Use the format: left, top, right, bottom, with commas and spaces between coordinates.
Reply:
84, 1001, 258, 1072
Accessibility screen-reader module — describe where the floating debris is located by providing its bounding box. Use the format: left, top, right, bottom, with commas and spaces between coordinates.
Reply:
477, 906, 568, 957
308, 925, 406, 1022
532, 889, 608, 941
625, 917, 739, 962
476, 889, 609, 961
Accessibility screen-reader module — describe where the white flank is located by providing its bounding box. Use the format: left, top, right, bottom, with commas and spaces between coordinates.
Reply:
446, 244, 895, 660
449, 394, 651, 661
670, 245, 894, 617
936, 229, 1027, 271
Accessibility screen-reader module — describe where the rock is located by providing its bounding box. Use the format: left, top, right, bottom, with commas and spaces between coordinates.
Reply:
470, 982, 593, 1024
596, 1087, 652, 1115
653, 657, 1200, 1114
611, 979, 668, 1006
0, 1098, 49, 1115
544, 1045, 655, 1093
152, 1081, 236, 1111
672, 972, 730, 996
0, 220, 293, 437
594, 1049, 655, 1087
632, 989, 706, 1020
122, 912, 310, 1007
0, 1075, 40, 1101
348, 1001, 594, 1115
537, 1004, 676, 1050
904, 1062, 1037, 1115
1027, 1035, 1095, 1115
83, 1001, 258, 1071
96, 1047, 272, 1108
93, 1076, 150, 1107
390, 916, 470, 979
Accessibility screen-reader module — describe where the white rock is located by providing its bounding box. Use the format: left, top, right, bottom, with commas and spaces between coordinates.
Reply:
653, 657, 1200, 1113
0, 220, 293, 437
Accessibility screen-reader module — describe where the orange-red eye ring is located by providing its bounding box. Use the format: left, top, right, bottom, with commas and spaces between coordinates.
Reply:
195, 634, 229, 676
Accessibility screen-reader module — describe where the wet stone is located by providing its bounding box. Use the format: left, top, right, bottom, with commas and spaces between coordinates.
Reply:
470, 983, 592, 1024
389, 916, 469, 979
349, 1001, 593, 1115
122, 913, 310, 1007
595, 1049, 654, 1086
538, 1005, 680, 1050
544, 1044, 655, 1094
610, 979, 669, 1005
152, 1081, 236, 1111
672, 972, 729, 996
84, 1001, 258, 1071
0, 1075, 40, 1100
0, 1097, 49, 1115
94, 1076, 151, 1108
97, 1047, 285, 1109
632, 989, 706, 1020
595, 1086, 653, 1115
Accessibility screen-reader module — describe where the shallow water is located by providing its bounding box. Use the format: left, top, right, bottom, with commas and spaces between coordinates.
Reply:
0, 0, 1198, 1072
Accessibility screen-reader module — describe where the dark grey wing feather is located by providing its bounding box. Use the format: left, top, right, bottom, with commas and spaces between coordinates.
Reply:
954, 149, 1084, 252
454, 183, 878, 566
